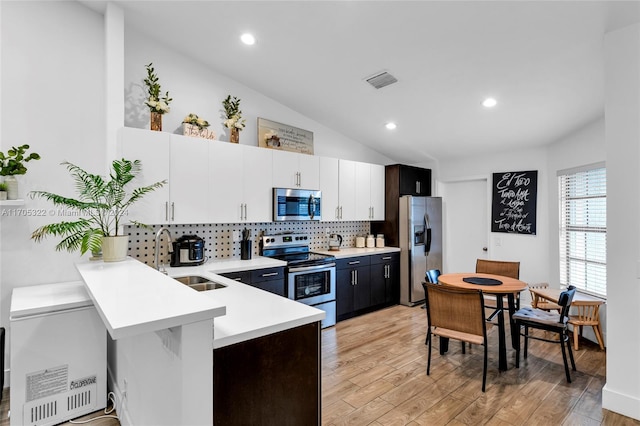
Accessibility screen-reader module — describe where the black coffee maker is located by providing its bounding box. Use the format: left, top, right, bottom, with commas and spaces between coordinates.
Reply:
170, 234, 206, 267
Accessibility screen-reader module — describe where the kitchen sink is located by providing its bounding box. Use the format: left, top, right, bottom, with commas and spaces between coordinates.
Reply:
173, 275, 227, 291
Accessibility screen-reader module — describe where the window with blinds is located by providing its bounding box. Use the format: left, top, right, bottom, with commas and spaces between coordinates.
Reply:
558, 164, 606, 297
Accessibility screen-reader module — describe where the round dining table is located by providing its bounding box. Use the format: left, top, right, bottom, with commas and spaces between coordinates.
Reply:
437, 272, 528, 371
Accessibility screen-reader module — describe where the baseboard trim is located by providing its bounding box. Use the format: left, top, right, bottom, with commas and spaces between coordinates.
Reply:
107, 366, 133, 426
602, 383, 640, 421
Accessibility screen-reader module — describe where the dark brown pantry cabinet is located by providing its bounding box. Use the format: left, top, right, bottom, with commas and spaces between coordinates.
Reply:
373, 164, 432, 247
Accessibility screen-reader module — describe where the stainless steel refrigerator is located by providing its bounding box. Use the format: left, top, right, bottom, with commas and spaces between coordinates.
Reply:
399, 196, 443, 306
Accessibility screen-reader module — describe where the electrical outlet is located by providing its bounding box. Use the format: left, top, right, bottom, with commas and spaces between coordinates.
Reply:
495, 237, 502, 247
325, 228, 331, 236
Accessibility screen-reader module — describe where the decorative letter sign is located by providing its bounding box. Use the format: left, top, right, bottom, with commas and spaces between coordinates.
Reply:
491, 170, 537, 235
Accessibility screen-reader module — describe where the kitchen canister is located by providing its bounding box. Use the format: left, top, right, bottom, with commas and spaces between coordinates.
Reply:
356, 235, 365, 248
366, 234, 375, 248
376, 234, 385, 248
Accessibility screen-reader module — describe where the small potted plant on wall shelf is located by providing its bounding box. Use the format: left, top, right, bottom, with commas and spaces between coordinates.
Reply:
30, 159, 166, 262
0, 144, 41, 200
182, 113, 215, 140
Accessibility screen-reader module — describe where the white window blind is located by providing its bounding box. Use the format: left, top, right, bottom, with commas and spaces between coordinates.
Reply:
558, 165, 606, 297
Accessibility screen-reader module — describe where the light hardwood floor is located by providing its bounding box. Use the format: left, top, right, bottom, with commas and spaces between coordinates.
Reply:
1, 304, 638, 425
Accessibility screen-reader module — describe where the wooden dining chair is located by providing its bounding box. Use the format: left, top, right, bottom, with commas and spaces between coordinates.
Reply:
422, 282, 490, 392
513, 285, 577, 382
569, 304, 605, 351
528, 282, 561, 311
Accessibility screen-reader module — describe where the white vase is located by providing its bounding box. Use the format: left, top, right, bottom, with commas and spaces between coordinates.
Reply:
101, 235, 129, 262
5, 176, 18, 200
0, 191, 7, 201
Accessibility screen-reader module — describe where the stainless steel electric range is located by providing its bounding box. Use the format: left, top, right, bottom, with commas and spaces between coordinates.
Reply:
260, 233, 336, 328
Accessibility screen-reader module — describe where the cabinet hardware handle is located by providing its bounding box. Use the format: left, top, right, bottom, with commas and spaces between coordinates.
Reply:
244, 204, 248, 220
348, 261, 360, 265
385, 264, 390, 278
354, 269, 358, 285
165, 202, 169, 221
339, 206, 343, 219
335, 206, 339, 219
171, 202, 175, 221
233, 277, 242, 281
382, 256, 392, 260
261, 272, 279, 277
350, 270, 355, 285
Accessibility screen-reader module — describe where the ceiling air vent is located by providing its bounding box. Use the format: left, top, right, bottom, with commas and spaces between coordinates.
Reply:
365, 72, 398, 89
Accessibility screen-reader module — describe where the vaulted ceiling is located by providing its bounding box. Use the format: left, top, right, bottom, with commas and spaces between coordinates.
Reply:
89, 1, 640, 163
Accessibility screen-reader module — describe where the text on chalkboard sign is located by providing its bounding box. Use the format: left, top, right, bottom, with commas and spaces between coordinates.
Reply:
491, 170, 537, 235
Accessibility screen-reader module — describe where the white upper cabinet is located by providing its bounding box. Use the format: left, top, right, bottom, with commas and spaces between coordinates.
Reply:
370, 164, 385, 220
319, 157, 339, 221
272, 150, 320, 190
119, 129, 210, 225
338, 159, 357, 221
169, 134, 210, 224
319, 157, 385, 222
118, 127, 171, 225
242, 145, 273, 222
209, 141, 273, 223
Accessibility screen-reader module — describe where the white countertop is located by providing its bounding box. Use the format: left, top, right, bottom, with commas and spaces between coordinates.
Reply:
77, 256, 324, 348
314, 246, 401, 258
10, 281, 91, 319
164, 257, 325, 349
76, 258, 226, 340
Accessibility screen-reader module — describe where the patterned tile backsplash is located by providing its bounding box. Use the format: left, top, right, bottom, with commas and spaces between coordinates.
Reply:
126, 221, 372, 266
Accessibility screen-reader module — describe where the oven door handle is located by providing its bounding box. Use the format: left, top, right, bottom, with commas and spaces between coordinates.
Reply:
288, 262, 336, 273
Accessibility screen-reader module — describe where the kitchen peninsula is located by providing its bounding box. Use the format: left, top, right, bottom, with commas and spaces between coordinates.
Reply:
76, 257, 325, 425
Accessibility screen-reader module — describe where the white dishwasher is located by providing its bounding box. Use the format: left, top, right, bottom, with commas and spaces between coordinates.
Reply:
10, 281, 106, 426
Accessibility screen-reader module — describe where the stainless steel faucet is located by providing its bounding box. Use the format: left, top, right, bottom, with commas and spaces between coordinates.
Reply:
155, 227, 173, 273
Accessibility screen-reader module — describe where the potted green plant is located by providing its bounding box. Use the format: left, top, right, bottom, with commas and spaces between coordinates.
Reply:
144, 62, 172, 131
222, 95, 246, 143
30, 158, 166, 262
0, 183, 8, 201
0, 144, 41, 200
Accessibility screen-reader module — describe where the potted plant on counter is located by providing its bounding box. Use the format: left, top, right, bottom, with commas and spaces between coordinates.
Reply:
30, 159, 166, 262
0, 144, 41, 200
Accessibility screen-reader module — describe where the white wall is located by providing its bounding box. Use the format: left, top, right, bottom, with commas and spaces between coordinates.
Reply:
123, 27, 392, 165
0, 0, 106, 379
437, 147, 549, 286
602, 23, 640, 420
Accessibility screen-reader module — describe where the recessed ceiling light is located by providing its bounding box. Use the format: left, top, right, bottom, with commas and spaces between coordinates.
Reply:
482, 97, 497, 108
385, 122, 397, 130
240, 33, 256, 45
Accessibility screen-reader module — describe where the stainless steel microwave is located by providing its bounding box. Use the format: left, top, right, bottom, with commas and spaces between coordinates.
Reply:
273, 188, 322, 221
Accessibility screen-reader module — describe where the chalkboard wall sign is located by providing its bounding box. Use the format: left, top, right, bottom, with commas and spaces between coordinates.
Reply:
491, 170, 537, 235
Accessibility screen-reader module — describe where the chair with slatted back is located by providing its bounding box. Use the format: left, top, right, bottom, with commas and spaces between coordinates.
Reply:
513, 285, 577, 382
569, 303, 605, 351
422, 282, 491, 392
528, 282, 561, 311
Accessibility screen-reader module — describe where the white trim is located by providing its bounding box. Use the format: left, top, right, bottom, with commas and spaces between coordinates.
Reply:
603, 384, 640, 421
557, 161, 606, 177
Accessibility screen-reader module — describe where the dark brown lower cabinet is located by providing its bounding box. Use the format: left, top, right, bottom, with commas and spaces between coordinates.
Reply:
213, 322, 320, 425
